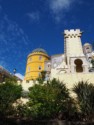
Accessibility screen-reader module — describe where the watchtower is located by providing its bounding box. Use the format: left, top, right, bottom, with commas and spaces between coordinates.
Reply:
64, 29, 88, 73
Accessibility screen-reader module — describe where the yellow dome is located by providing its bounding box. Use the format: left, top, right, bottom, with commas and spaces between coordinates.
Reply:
32, 48, 47, 54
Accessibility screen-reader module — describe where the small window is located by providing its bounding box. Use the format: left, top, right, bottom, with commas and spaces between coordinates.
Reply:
28, 67, 30, 71
48, 64, 50, 67
39, 56, 42, 60
86, 47, 89, 50
39, 66, 42, 70
38, 72, 41, 77
30, 57, 32, 61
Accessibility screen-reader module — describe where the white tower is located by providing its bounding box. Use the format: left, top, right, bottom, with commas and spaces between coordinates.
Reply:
83, 43, 93, 61
83, 43, 92, 55
64, 29, 88, 73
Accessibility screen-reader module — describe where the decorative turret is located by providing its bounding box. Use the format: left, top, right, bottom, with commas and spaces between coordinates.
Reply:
64, 29, 82, 38
83, 43, 92, 55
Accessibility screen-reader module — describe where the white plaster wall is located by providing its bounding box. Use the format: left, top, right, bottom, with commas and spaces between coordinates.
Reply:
51, 73, 94, 90
66, 37, 83, 56
22, 80, 37, 91
22, 73, 94, 98
51, 69, 58, 78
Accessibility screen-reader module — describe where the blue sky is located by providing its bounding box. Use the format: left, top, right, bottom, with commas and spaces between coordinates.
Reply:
0, 0, 94, 75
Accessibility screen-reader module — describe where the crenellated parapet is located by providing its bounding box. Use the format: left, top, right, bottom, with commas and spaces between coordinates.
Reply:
64, 29, 83, 38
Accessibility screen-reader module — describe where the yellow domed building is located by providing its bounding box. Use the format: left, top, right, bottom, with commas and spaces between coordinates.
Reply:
24, 48, 50, 81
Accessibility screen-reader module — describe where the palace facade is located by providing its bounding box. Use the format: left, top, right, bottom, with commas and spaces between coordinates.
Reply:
24, 29, 94, 88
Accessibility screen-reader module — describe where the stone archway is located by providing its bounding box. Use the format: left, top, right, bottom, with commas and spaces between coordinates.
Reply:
74, 59, 83, 72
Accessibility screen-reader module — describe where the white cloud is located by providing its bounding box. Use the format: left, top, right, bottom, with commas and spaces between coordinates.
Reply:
48, 0, 77, 22
27, 12, 40, 22
0, 13, 31, 74
50, 0, 73, 14
49, 0, 74, 14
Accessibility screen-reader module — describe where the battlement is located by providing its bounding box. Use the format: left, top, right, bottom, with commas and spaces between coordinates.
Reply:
64, 29, 82, 38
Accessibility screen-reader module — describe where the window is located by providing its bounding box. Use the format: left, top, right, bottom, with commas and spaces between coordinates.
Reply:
86, 47, 89, 50
30, 57, 32, 61
39, 66, 42, 70
38, 72, 41, 77
28, 67, 30, 71
48, 64, 50, 67
39, 56, 42, 60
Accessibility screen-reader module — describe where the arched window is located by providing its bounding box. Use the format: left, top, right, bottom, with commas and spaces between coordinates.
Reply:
74, 59, 83, 72
39, 66, 42, 70
38, 72, 41, 77
86, 47, 89, 50
48, 64, 50, 67
28, 67, 30, 71
30, 57, 32, 61
39, 56, 42, 60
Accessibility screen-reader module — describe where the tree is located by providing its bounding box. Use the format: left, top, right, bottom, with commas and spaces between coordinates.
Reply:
73, 81, 94, 121
40, 70, 47, 81
27, 78, 77, 120
37, 70, 47, 83
0, 77, 22, 116
91, 59, 94, 68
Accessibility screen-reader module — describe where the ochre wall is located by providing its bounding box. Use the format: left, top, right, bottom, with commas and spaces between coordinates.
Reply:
25, 52, 49, 80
